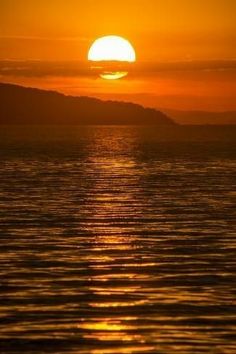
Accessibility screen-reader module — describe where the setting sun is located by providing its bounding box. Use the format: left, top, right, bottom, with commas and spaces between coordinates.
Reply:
88, 36, 136, 62
88, 35, 136, 80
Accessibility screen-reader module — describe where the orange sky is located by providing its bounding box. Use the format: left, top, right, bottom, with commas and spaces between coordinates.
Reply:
0, 0, 236, 111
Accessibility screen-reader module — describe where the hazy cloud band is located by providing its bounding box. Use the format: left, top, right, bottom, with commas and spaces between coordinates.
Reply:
0, 60, 236, 78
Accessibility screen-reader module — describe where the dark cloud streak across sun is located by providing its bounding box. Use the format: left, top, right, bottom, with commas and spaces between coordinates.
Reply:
1, 60, 236, 78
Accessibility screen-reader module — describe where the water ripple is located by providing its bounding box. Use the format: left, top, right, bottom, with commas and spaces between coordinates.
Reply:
0, 126, 235, 353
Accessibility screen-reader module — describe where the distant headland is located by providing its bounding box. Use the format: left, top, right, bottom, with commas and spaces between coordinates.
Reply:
0, 83, 175, 126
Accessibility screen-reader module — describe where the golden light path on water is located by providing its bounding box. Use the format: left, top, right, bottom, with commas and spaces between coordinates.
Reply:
0, 126, 235, 353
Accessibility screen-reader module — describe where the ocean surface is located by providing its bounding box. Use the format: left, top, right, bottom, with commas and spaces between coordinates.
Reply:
0, 126, 235, 354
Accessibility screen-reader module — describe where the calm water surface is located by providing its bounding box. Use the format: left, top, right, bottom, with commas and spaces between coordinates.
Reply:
0, 126, 235, 354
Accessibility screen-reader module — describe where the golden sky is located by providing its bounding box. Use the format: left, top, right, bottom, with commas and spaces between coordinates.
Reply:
0, 0, 236, 110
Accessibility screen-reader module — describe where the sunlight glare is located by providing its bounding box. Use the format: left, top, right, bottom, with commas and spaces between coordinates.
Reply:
88, 36, 136, 62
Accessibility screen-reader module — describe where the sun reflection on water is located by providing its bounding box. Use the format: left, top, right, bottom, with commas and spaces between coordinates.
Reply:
1, 127, 235, 353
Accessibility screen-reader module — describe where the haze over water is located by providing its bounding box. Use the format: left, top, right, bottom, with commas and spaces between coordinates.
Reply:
0, 126, 235, 354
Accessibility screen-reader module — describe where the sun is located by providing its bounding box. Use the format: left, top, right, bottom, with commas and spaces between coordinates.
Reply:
88, 35, 136, 80
88, 35, 136, 62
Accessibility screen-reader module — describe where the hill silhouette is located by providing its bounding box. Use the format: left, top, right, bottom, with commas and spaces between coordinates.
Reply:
163, 109, 236, 125
0, 83, 175, 125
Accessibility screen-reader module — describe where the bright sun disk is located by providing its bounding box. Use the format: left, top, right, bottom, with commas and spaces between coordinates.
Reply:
88, 35, 136, 79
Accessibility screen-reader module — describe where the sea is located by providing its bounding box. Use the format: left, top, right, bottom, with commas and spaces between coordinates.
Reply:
0, 125, 235, 354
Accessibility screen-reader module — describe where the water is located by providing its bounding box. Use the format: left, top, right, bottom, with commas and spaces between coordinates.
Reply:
0, 126, 235, 354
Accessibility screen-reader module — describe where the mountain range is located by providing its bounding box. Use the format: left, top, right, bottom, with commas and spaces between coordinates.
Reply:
0, 83, 174, 126
1, 83, 235, 126
163, 109, 236, 125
